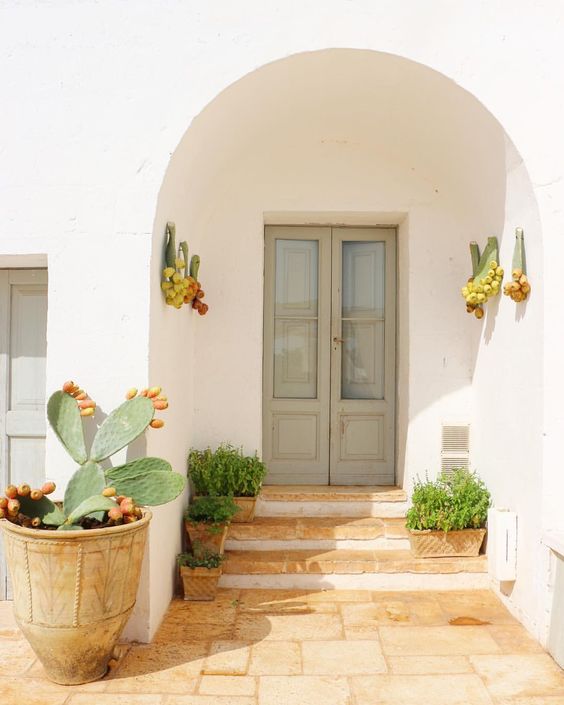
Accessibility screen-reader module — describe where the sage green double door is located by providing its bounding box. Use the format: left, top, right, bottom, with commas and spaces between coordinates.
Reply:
263, 226, 396, 486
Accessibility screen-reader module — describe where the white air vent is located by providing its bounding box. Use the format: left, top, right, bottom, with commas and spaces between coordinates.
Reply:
441, 424, 470, 477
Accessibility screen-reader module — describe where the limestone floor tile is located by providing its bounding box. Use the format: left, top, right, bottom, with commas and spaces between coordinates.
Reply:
486, 624, 545, 654
0, 601, 22, 638
234, 612, 344, 641
435, 589, 517, 624
0, 638, 38, 675
307, 588, 371, 602
373, 594, 446, 625
379, 625, 501, 655
153, 619, 234, 643
344, 624, 382, 640
302, 640, 386, 675
258, 675, 351, 705
492, 698, 564, 705
248, 640, 302, 675
67, 695, 164, 705
165, 597, 239, 625
237, 589, 312, 612
167, 697, 255, 705
106, 643, 209, 692
202, 641, 251, 675
0, 678, 89, 705
470, 654, 564, 699
351, 674, 494, 705
199, 675, 257, 696
387, 655, 473, 674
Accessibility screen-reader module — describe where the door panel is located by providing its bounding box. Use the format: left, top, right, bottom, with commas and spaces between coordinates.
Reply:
263, 227, 331, 484
331, 228, 396, 484
263, 226, 395, 485
0, 269, 48, 598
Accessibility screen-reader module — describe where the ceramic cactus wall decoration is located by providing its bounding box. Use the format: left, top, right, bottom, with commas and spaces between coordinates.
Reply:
161, 222, 209, 315
460, 236, 504, 319
503, 228, 531, 302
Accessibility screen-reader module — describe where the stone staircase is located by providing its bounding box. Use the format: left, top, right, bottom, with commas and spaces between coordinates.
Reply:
219, 485, 489, 591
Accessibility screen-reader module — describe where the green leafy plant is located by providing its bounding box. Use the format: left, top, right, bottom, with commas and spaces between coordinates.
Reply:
184, 495, 239, 525
188, 443, 267, 497
177, 550, 224, 569
405, 469, 491, 532
1, 381, 186, 530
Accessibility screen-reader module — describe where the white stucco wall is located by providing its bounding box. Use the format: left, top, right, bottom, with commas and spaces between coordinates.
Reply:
2, 0, 564, 642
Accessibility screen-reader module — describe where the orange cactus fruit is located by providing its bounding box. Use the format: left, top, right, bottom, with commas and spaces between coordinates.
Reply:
30, 489, 43, 501
126, 388, 138, 400
62, 380, 75, 393
140, 389, 148, 397
5, 485, 18, 499
196, 289, 205, 299
0, 497, 7, 509
150, 419, 164, 429
102, 487, 116, 497
119, 498, 134, 515
17, 484, 31, 497
0, 508, 6, 520
198, 303, 209, 316
78, 399, 96, 409
31, 517, 41, 528
152, 400, 168, 411
75, 392, 87, 401
123, 515, 137, 524
41, 481, 56, 495
72, 388, 85, 398
108, 507, 123, 522
147, 386, 162, 399
7, 499, 20, 514
71, 384, 81, 395
80, 407, 95, 417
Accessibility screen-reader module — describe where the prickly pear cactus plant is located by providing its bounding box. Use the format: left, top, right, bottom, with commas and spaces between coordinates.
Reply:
160, 221, 209, 315
0, 382, 186, 531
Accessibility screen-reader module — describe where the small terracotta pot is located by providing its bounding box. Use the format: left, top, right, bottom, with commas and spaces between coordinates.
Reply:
180, 566, 221, 601
184, 520, 229, 554
0, 511, 151, 685
231, 497, 257, 523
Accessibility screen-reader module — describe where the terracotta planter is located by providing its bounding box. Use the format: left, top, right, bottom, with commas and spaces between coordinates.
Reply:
231, 497, 257, 523
180, 565, 221, 601
0, 511, 151, 685
409, 527, 486, 558
184, 520, 229, 554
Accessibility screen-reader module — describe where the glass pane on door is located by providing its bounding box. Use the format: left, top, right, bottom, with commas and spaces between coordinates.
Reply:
274, 239, 319, 398
341, 241, 386, 400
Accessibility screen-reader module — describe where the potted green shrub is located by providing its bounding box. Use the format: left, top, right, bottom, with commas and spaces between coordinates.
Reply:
188, 443, 267, 522
184, 495, 239, 554
178, 550, 224, 601
0, 381, 186, 685
406, 469, 491, 558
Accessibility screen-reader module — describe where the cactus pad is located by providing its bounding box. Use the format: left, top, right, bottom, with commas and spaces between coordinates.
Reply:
18, 495, 65, 526
105, 457, 172, 482
63, 461, 105, 517
110, 470, 185, 506
47, 391, 88, 464
66, 495, 117, 524
90, 396, 154, 462
57, 524, 85, 531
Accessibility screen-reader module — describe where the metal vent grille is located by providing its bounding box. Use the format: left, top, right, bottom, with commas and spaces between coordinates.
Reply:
441, 424, 470, 477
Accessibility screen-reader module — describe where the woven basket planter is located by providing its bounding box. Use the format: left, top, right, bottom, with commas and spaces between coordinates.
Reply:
184, 520, 229, 554
231, 497, 257, 523
180, 566, 221, 601
409, 528, 486, 558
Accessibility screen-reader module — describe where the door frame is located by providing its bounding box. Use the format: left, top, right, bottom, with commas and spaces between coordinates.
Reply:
262, 223, 399, 486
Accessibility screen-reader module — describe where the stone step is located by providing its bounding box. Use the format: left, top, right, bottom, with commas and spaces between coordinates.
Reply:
219, 549, 489, 590
257, 485, 408, 518
225, 516, 410, 551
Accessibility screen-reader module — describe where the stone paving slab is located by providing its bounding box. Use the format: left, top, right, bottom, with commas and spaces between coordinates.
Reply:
0, 589, 563, 704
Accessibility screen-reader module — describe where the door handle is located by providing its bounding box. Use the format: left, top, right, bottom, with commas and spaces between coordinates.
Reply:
333, 337, 344, 343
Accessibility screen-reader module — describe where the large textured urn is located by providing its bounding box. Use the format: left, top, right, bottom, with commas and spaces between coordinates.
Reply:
1, 511, 151, 685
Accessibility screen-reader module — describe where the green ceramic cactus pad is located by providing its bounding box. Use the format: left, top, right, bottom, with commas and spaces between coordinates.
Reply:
63, 460, 105, 517
105, 456, 172, 482
47, 391, 88, 464
90, 396, 154, 462
110, 469, 185, 506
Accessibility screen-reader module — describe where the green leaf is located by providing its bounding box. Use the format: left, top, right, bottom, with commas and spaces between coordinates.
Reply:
105, 457, 172, 482
111, 470, 185, 506
18, 495, 65, 526
57, 524, 85, 531
63, 461, 105, 517
47, 391, 87, 464
66, 495, 116, 524
90, 396, 154, 462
